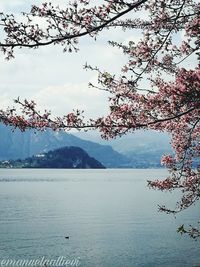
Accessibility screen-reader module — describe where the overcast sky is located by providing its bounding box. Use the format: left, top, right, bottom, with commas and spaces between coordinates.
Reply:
0, 0, 135, 120
1, 1, 197, 125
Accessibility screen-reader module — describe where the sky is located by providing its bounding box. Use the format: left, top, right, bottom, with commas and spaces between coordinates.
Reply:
0, 1, 197, 132
0, 0, 134, 120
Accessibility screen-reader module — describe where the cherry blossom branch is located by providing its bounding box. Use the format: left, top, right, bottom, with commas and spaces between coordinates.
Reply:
0, 0, 148, 59
3, 97, 197, 131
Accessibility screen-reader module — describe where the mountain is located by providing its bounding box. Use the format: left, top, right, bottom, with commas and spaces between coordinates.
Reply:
73, 130, 172, 168
0, 124, 173, 168
0, 124, 131, 168
0, 146, 105, 169
106, 131, 172, 168
74, 130, 171, 153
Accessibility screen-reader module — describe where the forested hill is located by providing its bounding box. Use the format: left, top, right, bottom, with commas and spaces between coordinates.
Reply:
0, 146, 105, 169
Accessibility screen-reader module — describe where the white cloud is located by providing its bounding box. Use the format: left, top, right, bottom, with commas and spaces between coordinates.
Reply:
0, 4, 128, 117
0, 93, 13, 109
33, 75, 110, 119
0, 0, 29, 13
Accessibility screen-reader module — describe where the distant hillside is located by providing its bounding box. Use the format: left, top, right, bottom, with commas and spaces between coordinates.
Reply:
74, 130, 171, 153
74, 130, 172, 168
0, 124, 131, 168
0, 146, 105, 169
0, 124, 173, 168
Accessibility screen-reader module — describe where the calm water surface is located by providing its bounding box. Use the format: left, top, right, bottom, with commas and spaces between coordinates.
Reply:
0, 169, 199, 267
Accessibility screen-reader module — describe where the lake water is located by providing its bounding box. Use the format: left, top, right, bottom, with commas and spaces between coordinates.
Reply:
0, 169, 199, 267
